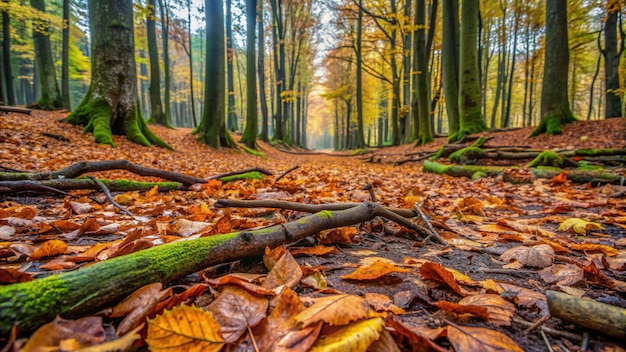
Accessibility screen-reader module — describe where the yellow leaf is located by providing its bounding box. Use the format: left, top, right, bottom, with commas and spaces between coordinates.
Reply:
146, 305, 224, 352
295, 294, 375, 328
558, 218, 605, 235
309, 317, 384, 352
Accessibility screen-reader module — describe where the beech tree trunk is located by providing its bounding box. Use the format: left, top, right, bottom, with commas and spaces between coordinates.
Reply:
65, 0, 169, 148
258, 0, 269, 141
193, 0, 233, 148
442, 0, 461, 142
412, 0, 433, 145
603, 5, 622, 118
241, 0, 258, 148
157, 0, 172, 126
146, 0, 168, 127
1, 2, 15, 106
61, 0, 71, 110
531, 0, 575, 136
225, 0, 239, 131
30, 0, 62, 109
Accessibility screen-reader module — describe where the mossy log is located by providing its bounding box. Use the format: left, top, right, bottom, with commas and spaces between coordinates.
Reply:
546, 290, 626, 340
0, 179, 185, 194
431, 136, 491, 161
0, 203, 382, 334
423, 161, 625, 184
444, 148, 626, 165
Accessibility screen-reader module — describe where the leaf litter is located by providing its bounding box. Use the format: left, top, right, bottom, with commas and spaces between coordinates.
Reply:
0, 111, 625, 351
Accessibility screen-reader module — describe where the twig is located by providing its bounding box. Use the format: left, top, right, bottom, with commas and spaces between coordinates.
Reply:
214, 198, 417, 218
87, 176, 133, 217
512, 317, 582, 341
0, 180, 72, 196
206, 167, 273, 180
523, 314, 551, 334
372, 206, 445, 244
42, 132, 70, 142
275, 165, 299, 182
413, 201, 440, 241
540, 330, 554, 352
362, 183, 377, 202
248, 326, 259, 352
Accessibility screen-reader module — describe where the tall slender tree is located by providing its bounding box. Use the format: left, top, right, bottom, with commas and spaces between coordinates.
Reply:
258, 0, 269, 141
412, 0, 432, 145
146, 0, 169, 127
61, 0, 71, 110
241, 0, 258, 148
157, 0, 172, 124
65, 0, 170, 148
442, 0, 460, 142
1, 1, 15, 106
354, 0, 365, 148
194, 0, 233, 148
531, 0, 575, 136
458, 0, 487, 137
30, 0, 62, 109
601, 0, 623, 118
225, 0, 238, 131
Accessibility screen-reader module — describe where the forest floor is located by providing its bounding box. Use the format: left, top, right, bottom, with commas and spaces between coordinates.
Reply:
0, 111, 625, 351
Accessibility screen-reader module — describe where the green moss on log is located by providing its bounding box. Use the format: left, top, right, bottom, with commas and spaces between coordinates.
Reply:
526, 151, 566, 168
219, 171, 264, 183
449, 146, 484, 164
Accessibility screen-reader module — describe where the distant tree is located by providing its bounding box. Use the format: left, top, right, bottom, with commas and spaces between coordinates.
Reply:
601, 0, 623, 118
29, 0, 62, 109
225, 0, 238, 131
146, 0, 170, 127
354, 0, 365, 148
531, 0, 575, 136
269, 0, 285, 140
412, 0, 433, 145
258, 0, 269, 142
157, 0, 172, 123
458, 0, 487, 138
65, 0, 170, 148
61, 0, 71, 110
241, 0, 258, 148
1, 0, 15, 106
193, 0, 233, 148
442, 0, 460, 142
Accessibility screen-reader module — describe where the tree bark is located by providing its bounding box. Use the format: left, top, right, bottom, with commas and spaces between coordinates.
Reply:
241, 0, 258, 148
61, 0, 71, 110
146, 0, 168, 127
531, 0, 575, 136
442, 0, 461, 142
412, 0, 433, 145
1, 2, 15, 106
458, 0, 487, 138
65, 0, 170, 149
602, 3, 622, 118
258, 0, 269, 142
225, 0, 239, 131
193, 0, 234, 148
157, 0, 172, 125
30, 0, 62, 110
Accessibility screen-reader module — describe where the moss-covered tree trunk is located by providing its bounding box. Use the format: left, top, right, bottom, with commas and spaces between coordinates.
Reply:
30, 0, 62, 110
531, 0, 575, 136
65, 0, 170, 149
146, 0, 169, 127
458, 0, 487, 138
193, 0, 234, 148
413, 0, 433, 146
240, 0, 258, 148
442, 0, 460, 142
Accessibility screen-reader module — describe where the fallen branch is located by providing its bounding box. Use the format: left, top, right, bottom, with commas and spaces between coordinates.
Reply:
423, 161, 625, 184
0, 202, 388, 334
42, 132, 70, 142
86, 176, 133, 216
206, 167, 273, 180
546, 290, 626, 340
275, 165, 299, 182
0, 106, 31, 115
0, 179, 185, 194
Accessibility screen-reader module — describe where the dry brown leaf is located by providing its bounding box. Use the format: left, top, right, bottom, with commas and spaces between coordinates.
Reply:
254, 287, 305, 351
295, 294, 375, 328
365, 292, 406, 315
110, 283, 164, 318
264, 245, 287, 271
447, 324, 524, 352
171, 218, 211, 237
291, 245, 339, 257
0, 267, 33, 284
146, 305, 224, 351
457, 294, 516, 326
263, 250, 303, 289
207, 284, 269, 343
435, 300, 489, 320
538, 264, 584, 286
419, 262, 470, 297
21, 316, 105, 352
342, 260, 411, 281
500, 244, 554, 268
29, 239, 68, 260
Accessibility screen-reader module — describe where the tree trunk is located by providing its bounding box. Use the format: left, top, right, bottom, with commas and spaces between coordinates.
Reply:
401, 0, 411, 143
30, 0, 62, 109
355, 0, 365, 148
442, 0, 461, 142
157, 0, 172, 126
503, 6, 520, 128
65, 0, 170, 149
413, 0, 432, 145
193, 0, 234, 148
269, 0, 285, 140
458, 0, 487, 137
61, 0, 71, 110
1, 3, 15, 106
241, 0, 258, 148
603, 4, 622, 118
531, 0, 575, 136
258, 0, 269, 142
225, 0, 239, 131
186, 0, 197, 127
146, 0, 168, 127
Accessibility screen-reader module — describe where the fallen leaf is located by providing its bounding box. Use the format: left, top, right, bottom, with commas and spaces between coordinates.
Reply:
435, 300, 490, 320
22, 316, 105, 352
457, 294, 516, 326
207, 285, 269, 343
295, 294, 375, 328
146, 305, 224, 351
447, 324, 524, 352
365, 292, 406, 315
29, 239, 68, 260
0, 267, 33, 284
569, 243, 618, 256
291, 245, 339, 257
419, 262, 470, 297
538, 264, 583, 286
263, 250, 303, 289
500, 244, 554, 268
342, 260, 411, 281
171, 218, 211, 237
558, 218, 604, 235
309, 317, 384, 352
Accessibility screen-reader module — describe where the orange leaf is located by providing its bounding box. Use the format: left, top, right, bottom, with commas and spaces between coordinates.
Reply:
569, 243, 618, 256
0, 267, 33, 284
291, 245, 339, 257
436, 300, 489, 320
457, 294, 516, 325
263, 250, 303, 289
146, 305, 224, 351
447, 324, 524, 352
294, 294, 376, 328
550, 171, 569, 185
419, 262, 468, 297
342, 260, 411, 281
22, 316, 105, 351
29, 239, 68, 260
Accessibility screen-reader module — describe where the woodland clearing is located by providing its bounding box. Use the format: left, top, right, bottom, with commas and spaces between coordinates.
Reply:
0, 111, 625, 351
